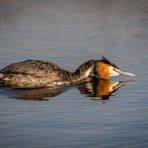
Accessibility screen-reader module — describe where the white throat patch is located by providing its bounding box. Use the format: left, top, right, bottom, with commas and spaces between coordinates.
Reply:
109, 67, 120, 77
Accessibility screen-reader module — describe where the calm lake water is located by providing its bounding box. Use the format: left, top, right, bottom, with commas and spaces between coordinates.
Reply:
0, 0, 148, 147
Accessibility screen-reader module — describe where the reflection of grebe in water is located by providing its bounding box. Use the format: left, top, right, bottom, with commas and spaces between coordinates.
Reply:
0, 57, 135, 88
5, 78, 133, 100
79, 78, 133, 100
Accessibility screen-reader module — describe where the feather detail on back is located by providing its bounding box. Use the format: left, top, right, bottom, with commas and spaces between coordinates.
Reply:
0, 60, 61, 77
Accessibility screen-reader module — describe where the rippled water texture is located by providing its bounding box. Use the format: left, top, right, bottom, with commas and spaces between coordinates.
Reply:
0, 0, 148, 148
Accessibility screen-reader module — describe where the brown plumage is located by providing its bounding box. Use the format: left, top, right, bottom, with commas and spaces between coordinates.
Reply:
0, 59, 95, 88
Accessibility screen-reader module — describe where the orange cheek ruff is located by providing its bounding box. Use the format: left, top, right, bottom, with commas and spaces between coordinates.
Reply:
96, 62, 110, 78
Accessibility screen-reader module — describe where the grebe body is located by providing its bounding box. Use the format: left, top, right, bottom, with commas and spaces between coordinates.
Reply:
0, 59, 95, 88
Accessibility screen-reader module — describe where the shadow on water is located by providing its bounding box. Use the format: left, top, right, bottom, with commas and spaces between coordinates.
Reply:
0, 78, 133, 101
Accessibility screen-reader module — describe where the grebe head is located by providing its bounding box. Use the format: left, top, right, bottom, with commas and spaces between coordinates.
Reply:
95, 56, 135, 78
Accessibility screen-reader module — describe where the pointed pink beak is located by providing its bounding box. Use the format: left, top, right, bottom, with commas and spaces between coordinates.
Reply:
117, 69, 136, 76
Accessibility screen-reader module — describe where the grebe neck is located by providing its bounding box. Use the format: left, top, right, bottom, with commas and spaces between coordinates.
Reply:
61, 60, 96, 84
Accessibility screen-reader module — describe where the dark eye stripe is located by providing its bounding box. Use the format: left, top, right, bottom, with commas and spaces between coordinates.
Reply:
113, 68, 119, 73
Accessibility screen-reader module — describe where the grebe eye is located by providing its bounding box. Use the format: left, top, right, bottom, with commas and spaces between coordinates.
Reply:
113, 68, 117, 72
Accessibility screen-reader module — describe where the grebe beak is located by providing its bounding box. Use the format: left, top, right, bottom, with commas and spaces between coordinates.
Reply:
108, 66, 136, 77
113, 68, 136, 77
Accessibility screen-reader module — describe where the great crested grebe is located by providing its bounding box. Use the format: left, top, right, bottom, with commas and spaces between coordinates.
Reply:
0, 57, 135, 88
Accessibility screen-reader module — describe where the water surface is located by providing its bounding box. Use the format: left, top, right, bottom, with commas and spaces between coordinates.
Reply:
0, 0, 148, 148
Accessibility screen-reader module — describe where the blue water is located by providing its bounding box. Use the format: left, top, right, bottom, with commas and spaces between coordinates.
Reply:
0, 0, 148, 147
